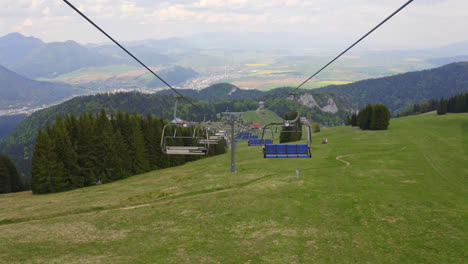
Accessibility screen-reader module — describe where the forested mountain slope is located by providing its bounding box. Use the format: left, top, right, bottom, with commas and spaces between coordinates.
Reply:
319, 62, 468, 114
0, 90, 353, 178
158, 83, 266, 101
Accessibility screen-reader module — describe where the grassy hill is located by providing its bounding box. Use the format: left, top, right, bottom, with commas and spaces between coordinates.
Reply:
0, 113, 466, 263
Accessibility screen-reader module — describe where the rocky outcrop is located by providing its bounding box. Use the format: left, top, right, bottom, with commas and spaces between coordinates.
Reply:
298, 93, 320, 108
228, 86, 237, 96
294, 93, 339, 114
321, 98, 338, 114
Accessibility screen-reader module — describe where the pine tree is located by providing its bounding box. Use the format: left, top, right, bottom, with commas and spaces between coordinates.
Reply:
357, 104, 373, 130
31, 129, 63, 194
437, 98, 447, 115
0, 154, 12, 193
345, 115, 351, 126
77, 112, 97, 186
351, 113, 358, 126
112, 129, 131, 179
128, 113, 149, 174
52, 116, 79, 191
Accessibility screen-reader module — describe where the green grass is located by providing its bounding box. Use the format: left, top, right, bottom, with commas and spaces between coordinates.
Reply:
1, 113, 467, 263
241, 109, 283, 125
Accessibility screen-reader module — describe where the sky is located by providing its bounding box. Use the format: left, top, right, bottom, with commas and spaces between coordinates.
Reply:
1, 0, 467, 49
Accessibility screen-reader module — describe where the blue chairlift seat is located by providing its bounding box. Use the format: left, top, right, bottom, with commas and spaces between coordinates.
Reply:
249, 138, 272, 146
264, 144, 311, 158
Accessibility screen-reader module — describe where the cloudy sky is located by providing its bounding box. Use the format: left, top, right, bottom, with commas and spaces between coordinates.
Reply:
1, 0, 467, 49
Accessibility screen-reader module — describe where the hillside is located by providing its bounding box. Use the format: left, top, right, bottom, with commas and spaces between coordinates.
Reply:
0, 90, 353, 178
319, 62, 468, 114
0, 65, 75, 108
0, 113, 466, 263
93, 45, 174, 66
241, 109, 283, 125
0, 114, 27, 140
146, 66, 198, 88
158, 83, 265, 101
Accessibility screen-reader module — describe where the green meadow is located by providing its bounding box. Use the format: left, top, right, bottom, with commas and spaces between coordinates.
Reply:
0, 113, 466, 263
241, 110, 283, 125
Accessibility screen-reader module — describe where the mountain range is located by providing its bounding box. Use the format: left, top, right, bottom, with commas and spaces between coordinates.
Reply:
0, 33, 174, 79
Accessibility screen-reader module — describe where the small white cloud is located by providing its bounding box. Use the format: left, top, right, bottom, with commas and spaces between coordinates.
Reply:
153, 5, 196, 21
23, 18, 33, 26
42, 7, 50, 16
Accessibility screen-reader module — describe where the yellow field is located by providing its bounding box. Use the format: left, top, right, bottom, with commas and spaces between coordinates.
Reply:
244, 64, 268, 67
388, 68, 407, 73
247, 70, 295, 76
319, 80, 353, 85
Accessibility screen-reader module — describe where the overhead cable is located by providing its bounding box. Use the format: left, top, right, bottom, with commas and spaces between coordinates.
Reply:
266, 0, 414, 110
62, 0, 204, 113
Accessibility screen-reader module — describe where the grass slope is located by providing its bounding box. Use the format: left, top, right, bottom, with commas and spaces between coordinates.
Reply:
0, 113, 467, 263
241, 109, 283, 125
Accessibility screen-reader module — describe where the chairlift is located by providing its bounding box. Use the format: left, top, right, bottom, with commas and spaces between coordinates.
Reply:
161, 97, 210, 155
260, 93, 312, 158
197, 127, 223, 145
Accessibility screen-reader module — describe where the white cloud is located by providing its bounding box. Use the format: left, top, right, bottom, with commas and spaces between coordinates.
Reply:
23, 18, 33, 27
42, 7, 50, 16
0, 0, 466, 49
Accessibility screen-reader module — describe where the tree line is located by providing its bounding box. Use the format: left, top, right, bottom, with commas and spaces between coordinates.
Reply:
0, 153, 23, 194
31, 109, 226, 194
399, 92, 468, 116
346, 103, 391, 130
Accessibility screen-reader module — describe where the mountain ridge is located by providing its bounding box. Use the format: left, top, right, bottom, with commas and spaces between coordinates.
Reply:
0, 64, 75, 109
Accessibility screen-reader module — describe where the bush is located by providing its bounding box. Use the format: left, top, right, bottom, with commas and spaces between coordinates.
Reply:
312, 122, 320, 133
357, 103, 390, 130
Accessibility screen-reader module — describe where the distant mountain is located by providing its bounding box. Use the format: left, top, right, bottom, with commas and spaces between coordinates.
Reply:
0, 65, 75, 108
429, 41, 468, 58
93, 45, 175, 66
319, 62, 468, 114
428, 56, 468, 67
0, 33, 177, 79
12, 40, 121, 79
0, 33, 43, 68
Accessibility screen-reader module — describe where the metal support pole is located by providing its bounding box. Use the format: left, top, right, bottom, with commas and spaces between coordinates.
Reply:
230, 119, 236, 172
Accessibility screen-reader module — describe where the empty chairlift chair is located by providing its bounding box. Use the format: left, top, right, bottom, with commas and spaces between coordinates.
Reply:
259, 93, 312, 158
161, 97, 210, 156
261, 122, 312, 158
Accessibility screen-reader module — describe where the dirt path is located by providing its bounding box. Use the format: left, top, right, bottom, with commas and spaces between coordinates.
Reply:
336, 154, 354, 166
